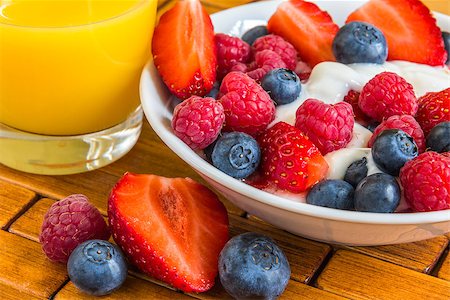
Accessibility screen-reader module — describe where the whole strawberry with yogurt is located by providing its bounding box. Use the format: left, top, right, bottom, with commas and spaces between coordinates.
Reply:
258, 122, 328, 193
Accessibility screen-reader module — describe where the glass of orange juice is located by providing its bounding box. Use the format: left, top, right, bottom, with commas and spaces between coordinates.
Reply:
0, 0, 157, 174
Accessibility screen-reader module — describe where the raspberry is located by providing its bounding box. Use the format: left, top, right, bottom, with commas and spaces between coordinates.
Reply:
343, 90, 371, 124
400, 152, 450, 212
415, 88, 450, 136
215, 33, 251, 80
253, 34, 298, 70
39, 194, 110, 263
258, 122, 328, 193
229, 62, 248, 73
359, 72, 418, 122
219, 71, 275, 136
295, 99, 354, 155
246, 50, 286, 82
172, 96, 225, 150
368, 115, 426, 153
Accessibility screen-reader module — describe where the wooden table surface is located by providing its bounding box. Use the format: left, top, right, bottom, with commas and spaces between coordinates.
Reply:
1, 0, 449, 299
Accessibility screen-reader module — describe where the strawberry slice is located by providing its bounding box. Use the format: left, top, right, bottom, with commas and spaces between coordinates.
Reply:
108, 173, 229, 292
152, 0, 217, 99
267, 0, 339, 67
346, 0, 447, 66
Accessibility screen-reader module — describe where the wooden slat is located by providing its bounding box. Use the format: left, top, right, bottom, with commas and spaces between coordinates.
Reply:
0, 180, 36, 228
0, 123, 244, 217
342, 236, 449, 273
0, 282, 42, 300
9, 198, 55, 242
0, 230, 68, 299
55, 276, 194, 300
316, 250, 450, 300
438, 252, 450, 281
279, 281, 346, 300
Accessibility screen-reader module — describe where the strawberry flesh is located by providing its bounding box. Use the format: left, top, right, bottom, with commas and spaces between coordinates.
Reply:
108, 173, 229, 292
346, 0, 447, 66
152, 0, 217, 99
267, 0, 339, 67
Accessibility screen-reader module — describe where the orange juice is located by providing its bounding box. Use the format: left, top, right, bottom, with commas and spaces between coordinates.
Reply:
0, 0, 157, 135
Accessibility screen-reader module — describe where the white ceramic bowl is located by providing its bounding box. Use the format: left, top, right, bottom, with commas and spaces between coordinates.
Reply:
141, 0, 450, 245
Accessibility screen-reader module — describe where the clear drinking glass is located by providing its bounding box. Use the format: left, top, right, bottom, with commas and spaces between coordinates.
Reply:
0, 0, 157, 174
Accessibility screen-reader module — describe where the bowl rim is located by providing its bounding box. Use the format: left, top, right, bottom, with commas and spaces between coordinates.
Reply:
141, 0, 450, 225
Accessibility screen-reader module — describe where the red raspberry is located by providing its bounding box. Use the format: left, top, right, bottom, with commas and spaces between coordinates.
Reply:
172, 96, 225, 150
415, 88, 450, 136
215, 33, 251, 80
343, 90, 371, 124
253, 34, 298, 70
229, 62, 247, 73
400, 152, 450, 212
359, 72, 418, 122
258, 122, 328, 193
368, 115, 426, 153
219, 71, 275, 136
246, 50, 286, 82
39, 194, 110, 263
295, 99, 354, 155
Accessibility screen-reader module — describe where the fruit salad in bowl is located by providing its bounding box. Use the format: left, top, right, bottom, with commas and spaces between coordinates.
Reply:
141, 0, 450, 245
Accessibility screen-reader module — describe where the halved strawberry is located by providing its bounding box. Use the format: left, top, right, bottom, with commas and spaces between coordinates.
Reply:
346, 0, 447, 66
267, 0, 339, 67
152, 0, 217, 99
258, 122, 329, 193
108, 173, 229, 292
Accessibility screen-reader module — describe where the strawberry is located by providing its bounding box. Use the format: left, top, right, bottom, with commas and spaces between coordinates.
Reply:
108, 173, 229, 292
267, 0, 339, 67
346, 0, 447, 66
416, 88, 450, 136
258, 122, 329, 193
152, 0, 217, 99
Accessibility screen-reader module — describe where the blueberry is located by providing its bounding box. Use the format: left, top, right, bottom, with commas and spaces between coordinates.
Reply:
442, 32, 450, 65
306, 179, 355, 210
366, 121, 380, 133
206, 81, 220, 99
208, 132, 260, 179
371, 129, 418, 176
242, 25, 269, 45
426, 122, 450, 153
344, 157, 368, 188
354, 173, 400, 213
332, 21, 388, 64
219, 232, 290, 300
67, 240, 127, 296
261, 68, 301, 105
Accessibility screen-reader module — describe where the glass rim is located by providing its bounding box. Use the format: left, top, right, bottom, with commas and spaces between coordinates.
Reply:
0, 0, 151, 29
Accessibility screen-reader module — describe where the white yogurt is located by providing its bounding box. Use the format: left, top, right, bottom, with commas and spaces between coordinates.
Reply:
266, 60, 449, 211
274, 61, 450, 126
